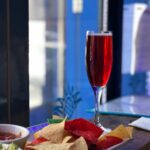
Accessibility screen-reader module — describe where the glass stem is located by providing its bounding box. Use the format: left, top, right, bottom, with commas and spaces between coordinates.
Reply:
93, 86, 103, 126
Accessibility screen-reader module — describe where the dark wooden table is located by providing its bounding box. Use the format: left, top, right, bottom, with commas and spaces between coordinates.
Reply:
100, 115, 150, 150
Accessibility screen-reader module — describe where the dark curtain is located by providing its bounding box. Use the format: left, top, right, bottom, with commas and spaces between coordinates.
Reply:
0, 0, 29, 126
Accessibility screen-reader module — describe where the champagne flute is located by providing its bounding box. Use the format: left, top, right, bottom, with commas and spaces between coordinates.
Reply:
85, 31, 113, 131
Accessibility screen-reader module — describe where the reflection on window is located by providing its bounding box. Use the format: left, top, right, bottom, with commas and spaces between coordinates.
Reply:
29, 0, 65, 125
122, 0, 150, 96
29, 0, 101, 125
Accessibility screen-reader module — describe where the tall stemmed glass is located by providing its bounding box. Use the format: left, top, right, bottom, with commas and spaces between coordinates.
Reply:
85, 31, 113, 130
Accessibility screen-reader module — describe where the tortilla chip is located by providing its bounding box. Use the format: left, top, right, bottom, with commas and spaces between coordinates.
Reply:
99, 125, 133, 140
96, 136, 123, 149
28, 141, 73, 150
65, 118, 103, 144
126, 127, 133, 139
62, 136, 73, 143
34, 120, 67, 143
52, 115, 64, 120
70, 137, 88, 150
28, 137, 88, 150
34, 132, 39, 139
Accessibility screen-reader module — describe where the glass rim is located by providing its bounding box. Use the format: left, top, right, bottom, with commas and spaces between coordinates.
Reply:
86, 30, 112, 36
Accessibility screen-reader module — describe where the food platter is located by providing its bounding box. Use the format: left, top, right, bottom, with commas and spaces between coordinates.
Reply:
26, 118, 133, 150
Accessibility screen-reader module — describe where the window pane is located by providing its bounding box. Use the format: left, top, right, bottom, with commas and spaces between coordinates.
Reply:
122, 0, 150, 95
29, 0, 62, 125
29, 0, 101, 125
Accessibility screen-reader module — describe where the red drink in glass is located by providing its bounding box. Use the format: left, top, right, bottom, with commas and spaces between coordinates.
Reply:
86, 34, 113, 87
85, 31, 113, 130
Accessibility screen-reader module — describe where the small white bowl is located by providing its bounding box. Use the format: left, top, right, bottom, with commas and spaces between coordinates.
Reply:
0, 124, 30, 148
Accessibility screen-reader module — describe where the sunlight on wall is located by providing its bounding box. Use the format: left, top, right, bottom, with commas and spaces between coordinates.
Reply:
29, 21, 46, 108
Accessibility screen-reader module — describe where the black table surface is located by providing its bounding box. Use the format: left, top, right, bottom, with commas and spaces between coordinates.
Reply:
99, 115, 150, 150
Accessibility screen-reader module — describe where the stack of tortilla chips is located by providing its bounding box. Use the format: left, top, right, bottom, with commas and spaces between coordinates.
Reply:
26, 118, 133, 150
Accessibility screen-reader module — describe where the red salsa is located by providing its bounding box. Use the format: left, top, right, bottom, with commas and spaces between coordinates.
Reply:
0, 132, 20, 140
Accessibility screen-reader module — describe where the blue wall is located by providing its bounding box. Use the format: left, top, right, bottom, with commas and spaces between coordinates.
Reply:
65, 0, 100, 119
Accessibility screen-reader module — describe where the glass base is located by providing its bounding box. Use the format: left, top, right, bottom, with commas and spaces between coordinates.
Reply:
96, 123, 111, 134
94, 110, 111, 134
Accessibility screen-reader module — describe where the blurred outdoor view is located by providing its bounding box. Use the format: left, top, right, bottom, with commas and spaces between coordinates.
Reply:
29, 0, 150, 125
29, 0, 64, 124
122, 0, 150, 96
29, 0, 100, 125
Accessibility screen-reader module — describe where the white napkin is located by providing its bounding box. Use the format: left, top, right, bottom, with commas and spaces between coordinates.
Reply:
129, 117, 150, 131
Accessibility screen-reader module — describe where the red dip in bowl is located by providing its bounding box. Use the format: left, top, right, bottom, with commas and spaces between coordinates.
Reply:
0, 132, 20, 140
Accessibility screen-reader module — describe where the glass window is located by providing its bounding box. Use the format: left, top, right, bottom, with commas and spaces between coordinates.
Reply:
121, 0, 150, 96
29, 0, 64, 125
29, 0, 102, 125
